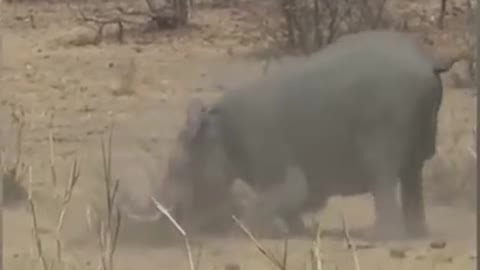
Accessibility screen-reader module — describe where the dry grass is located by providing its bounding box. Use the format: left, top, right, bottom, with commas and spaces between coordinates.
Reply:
5, 114, 122, 270
3, 89, 476, 269
6, 89, 473, 269
151, 197, 196, 270
7, 120, 331, 270
85, 123, 122, 270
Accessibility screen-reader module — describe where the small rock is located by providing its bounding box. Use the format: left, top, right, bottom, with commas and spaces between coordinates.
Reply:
159, 93, 169, 102
389, 248, 407, 259
356, 243, 376, 250
225, 263, 241, 270
439, 256, 453, 263
415, 255, 426, 260
430, 241, 446, 249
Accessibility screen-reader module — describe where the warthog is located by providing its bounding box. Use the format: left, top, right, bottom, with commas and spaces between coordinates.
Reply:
136, 31, 458, 240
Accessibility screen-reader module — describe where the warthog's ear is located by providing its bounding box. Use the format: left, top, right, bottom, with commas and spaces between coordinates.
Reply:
180, 97, 223, 147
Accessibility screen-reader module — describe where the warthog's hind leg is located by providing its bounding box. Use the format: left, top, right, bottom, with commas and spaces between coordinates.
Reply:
400, 161, 428, 238
360, 132, 407, 241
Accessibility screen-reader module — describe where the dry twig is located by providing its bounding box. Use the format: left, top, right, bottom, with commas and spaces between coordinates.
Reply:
310, 221, 323, 270
54, 158, 81, 263
77, 9, 133, 44
99, 124, 122, 270
2, 105, 28, 206
151, 197, 195, 270
48, 129, 58, 195
438, 0, 448, 29
231, 215, 286, 270
66, 0, 188, 45
85, 124, 121, 270
266, 0, 392, 53
27, 166, 49, 270
11, 105, 26, 183
340, 212, 360, 270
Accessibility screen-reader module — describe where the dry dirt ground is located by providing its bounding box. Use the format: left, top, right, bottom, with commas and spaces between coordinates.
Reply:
0, 0, 477, 269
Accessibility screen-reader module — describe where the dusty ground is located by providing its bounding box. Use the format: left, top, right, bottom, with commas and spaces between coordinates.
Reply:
1, 0, 477, 269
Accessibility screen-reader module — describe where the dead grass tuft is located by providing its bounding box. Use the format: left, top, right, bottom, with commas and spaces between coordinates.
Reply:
1, 106, 28, 207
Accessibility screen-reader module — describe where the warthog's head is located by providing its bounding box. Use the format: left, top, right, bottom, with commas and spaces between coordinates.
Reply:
151, 98, 237, 233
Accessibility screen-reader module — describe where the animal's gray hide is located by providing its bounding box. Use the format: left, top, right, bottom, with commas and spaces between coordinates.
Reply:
160, 30, 454, 238
231, 165, 308, 236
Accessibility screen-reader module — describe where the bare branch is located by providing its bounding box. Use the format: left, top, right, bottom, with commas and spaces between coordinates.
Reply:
151, 197, 195, 270
231, 215, 286, 270
27, 166, 48, 270
438, 0, 448, 29
55, 158, 81, 263
311, 221, 323, 270
340, 212, 360, 270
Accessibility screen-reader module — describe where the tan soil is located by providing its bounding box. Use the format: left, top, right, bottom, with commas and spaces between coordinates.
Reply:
1, 1, 476, 269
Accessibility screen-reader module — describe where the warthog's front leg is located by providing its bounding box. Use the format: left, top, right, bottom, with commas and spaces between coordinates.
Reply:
238, 165, 309, 238
361, 133, 406, 241
370, 172, 405, 240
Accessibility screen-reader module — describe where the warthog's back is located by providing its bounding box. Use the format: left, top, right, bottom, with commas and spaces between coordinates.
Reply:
277, 31, 442, 196
213, 30, 442, 196
277, 31, 439, 140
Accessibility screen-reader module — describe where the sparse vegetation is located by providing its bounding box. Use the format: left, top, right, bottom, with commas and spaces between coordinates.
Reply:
275, 0, 397, 53
1, 0, 476, 269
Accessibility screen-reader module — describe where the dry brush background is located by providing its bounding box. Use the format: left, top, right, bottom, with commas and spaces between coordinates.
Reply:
0, 0, 477, 269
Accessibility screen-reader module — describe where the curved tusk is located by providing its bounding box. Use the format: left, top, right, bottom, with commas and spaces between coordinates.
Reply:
151, 196, 186, 236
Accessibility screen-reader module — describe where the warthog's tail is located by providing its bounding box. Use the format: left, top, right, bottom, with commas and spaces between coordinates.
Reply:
420, 53, 461, 161
432, 53, 466, 75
